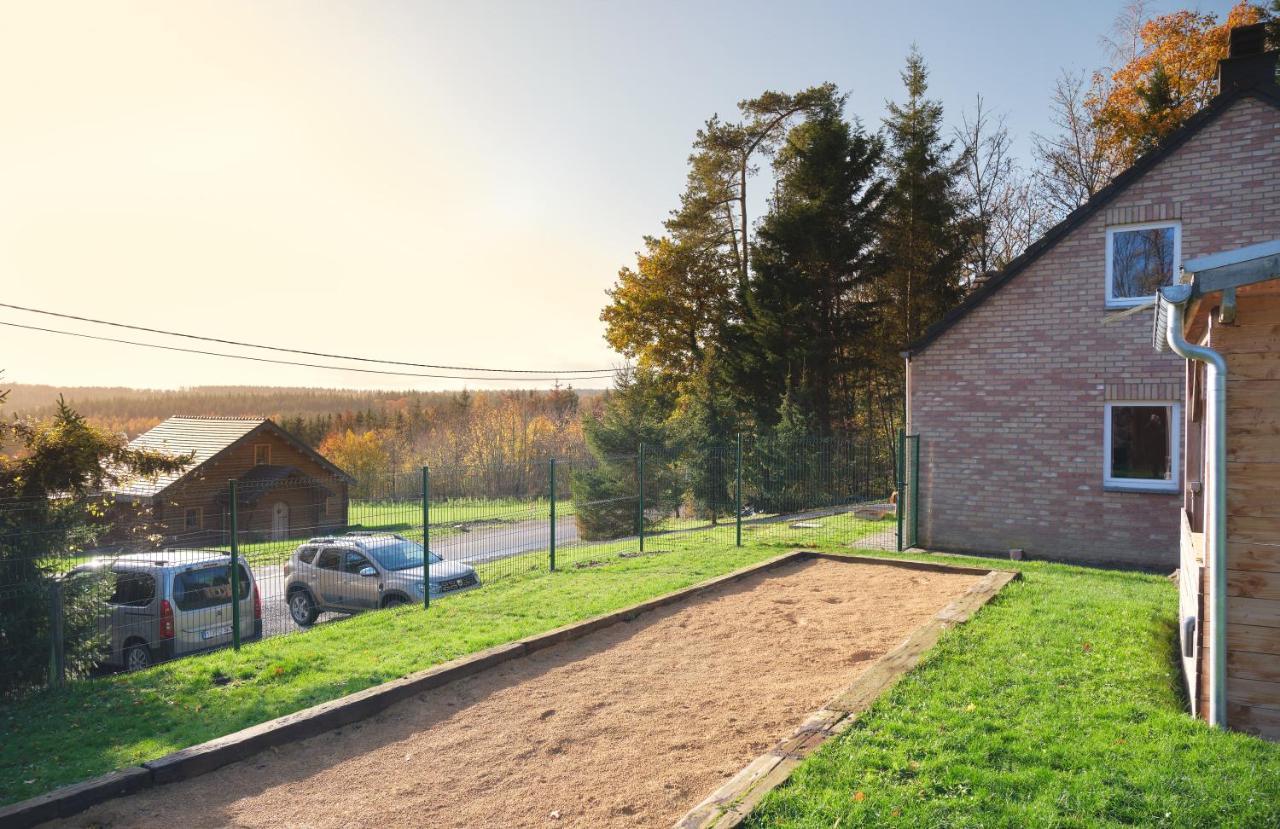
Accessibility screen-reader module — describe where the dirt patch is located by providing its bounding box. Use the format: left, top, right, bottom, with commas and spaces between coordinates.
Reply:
53, 558, 978, 829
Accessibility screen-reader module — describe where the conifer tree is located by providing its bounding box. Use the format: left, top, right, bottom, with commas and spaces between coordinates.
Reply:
875, 48, 976, 352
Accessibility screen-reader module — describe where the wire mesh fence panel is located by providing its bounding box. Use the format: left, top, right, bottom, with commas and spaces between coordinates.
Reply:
0, 430, 901, 699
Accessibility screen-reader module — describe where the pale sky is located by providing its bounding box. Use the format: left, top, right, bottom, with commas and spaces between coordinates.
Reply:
0, 1, 1240, 391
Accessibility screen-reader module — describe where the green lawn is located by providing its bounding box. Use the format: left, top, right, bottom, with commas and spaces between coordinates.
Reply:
745, 552, 1280, 828
4, 528, 1277, 827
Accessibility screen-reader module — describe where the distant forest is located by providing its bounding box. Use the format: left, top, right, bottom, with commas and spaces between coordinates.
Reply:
6, 384, 606, 491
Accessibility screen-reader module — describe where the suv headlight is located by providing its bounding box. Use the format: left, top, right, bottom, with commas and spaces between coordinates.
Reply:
413, 581, 426, 596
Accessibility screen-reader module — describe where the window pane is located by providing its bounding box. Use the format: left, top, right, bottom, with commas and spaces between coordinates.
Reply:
1110, 406, 1171, 480
1111, 226, 1175, 299
174, 566, 232, 611
109, 571, 155, 606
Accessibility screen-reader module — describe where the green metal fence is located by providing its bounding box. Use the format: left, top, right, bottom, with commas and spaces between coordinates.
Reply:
2, 432, 898, 698
896, 432, 920, 551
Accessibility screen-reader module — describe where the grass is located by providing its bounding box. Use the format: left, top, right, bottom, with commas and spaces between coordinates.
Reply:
4, 524, 1277, 827
0, 515, 883, 805
744, 551, 1280, 828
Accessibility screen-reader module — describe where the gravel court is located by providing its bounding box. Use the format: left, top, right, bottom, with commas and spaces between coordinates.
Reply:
51, 558, 980, 829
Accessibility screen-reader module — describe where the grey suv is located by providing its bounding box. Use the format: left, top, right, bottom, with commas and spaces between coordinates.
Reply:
70, 550, 262, 671
283, 533, 480, 627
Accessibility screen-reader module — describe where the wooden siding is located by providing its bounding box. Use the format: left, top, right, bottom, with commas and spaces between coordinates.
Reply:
147, 426, 348, 545
1179, 510, 1206, 717
1205, 288, 1280, 738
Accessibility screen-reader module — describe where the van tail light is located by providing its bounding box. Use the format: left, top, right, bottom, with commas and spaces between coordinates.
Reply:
252, 584, 262, 620
159, 599, 175, 640
283, 562, 291, 577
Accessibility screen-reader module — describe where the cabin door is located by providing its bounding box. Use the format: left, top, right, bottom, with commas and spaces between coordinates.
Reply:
271, 501, 289, 540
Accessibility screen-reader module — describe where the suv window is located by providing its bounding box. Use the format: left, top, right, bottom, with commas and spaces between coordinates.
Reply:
341, 552, 373, 574
173, 564, 252, 611
109, 570, 155, 606
298, 545, 318, 565
315, 548, 343, 570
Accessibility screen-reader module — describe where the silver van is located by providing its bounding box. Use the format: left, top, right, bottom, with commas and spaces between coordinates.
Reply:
71, 550, 262, 671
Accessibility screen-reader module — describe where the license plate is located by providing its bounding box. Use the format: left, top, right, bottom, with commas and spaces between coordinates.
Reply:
202, 625, 232, 640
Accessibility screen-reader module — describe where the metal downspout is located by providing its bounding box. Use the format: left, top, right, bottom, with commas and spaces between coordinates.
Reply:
1160, 285, 1228, 728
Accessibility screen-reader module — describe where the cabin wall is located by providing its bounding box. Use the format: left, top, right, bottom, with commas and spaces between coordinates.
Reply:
146, 428, 350, 546
1207, 289, 1280, 739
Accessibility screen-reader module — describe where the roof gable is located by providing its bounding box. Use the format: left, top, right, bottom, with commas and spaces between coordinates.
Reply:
110, 416, 353, 497
905, 84, 1280, 358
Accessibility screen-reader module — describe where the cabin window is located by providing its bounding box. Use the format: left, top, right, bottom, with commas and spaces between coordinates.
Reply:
1103, 403, 1179, 491
1106, 221, 1180, 307
253, 444, 271, 466
325, 496, 339, 517
184, 507, 202, 530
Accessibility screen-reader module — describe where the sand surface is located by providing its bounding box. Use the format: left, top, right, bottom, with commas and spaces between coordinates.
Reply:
55, 558, 978, 829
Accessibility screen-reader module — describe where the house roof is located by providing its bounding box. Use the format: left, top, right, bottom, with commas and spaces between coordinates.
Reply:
110, 416, 353, 498
903, 81, 1280, 358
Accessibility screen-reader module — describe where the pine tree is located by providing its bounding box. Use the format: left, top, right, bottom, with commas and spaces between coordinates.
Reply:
726, 98, 886, 434
571, 368, 680, 540
876, 48, 976, 354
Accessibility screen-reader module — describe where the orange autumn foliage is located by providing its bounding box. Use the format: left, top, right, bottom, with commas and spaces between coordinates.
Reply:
1090, 2, 1265, 166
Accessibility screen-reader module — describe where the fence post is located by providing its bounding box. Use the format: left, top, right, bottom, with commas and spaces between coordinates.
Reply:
422, 466, 430, 610
549, 457, 557, 572
735, 433, 743, 547
911, 435, 920, 548
48, 579, 65, 689
895, 430, 906, 552
228, 480, 241, 650
637, 443, 646, 553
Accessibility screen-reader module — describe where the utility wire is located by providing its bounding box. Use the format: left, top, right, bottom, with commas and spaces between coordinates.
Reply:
0, 319, 615, 383
0, 301, 615, 376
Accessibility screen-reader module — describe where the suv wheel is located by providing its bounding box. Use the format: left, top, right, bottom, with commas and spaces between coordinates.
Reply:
124, 642, 151, 672
383, 595, 408, 609
289, 589, 319, 627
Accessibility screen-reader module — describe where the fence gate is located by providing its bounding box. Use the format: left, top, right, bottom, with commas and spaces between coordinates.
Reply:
896, 432, 920, 551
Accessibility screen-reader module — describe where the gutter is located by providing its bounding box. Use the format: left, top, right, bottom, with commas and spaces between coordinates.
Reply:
1156, 282, 1228, 728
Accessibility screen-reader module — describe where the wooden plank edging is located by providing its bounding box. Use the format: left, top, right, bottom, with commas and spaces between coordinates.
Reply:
675, 567, 1020, 829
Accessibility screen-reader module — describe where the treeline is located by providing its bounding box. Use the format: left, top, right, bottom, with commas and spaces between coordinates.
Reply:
574, 5, 1274, 534
6, 384, 603, 499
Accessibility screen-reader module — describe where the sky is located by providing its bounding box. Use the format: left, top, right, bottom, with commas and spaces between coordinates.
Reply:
0, 0, 1243, 392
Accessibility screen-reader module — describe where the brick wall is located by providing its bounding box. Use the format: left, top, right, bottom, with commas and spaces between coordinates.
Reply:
907, 96, 1280, 568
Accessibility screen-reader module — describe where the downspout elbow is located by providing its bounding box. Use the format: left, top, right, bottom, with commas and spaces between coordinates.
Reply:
1158, 284, 1228, 729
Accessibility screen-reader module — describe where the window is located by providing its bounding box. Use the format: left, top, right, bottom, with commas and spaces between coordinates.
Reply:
184, 507, 202, 530
253, 444, 271, 466
173, 564, 251, 611
340, 552, 373, 574
1106, 221, 1180, 307
315, 548, 343, 570
298, 545, 318, 565
1104, 403, 1180, 491
324, 496, 338, 517
109, 571, 155, 607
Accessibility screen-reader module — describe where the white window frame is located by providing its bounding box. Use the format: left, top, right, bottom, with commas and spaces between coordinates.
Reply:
1103, 401, 1180, 492
1105, 220, 1181, 308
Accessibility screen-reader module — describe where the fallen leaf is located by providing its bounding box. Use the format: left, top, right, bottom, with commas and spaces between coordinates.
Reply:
853, 791, 866, 802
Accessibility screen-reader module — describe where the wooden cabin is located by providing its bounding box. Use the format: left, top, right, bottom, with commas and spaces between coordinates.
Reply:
105, 417, 354, 546
1159, 239, 1280, 740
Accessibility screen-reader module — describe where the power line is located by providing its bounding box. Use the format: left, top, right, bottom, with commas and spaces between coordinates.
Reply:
0, 301, 615, 376
0, 319, 616, 383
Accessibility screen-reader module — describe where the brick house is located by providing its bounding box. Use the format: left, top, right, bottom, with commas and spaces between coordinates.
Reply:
106, 417, 353, 546
902, 30, 1280, 568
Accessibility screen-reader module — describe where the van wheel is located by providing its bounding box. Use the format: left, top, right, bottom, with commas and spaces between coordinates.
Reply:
382, 595, 408, 609
124, 642, 152, 672
289, 590, 319, 627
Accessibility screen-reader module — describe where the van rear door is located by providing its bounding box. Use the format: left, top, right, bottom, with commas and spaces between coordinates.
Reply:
171, 563, 254, 654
